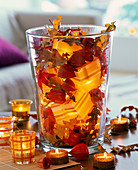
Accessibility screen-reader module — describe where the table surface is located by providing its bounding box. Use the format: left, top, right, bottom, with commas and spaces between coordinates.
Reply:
1, 73, 138, 170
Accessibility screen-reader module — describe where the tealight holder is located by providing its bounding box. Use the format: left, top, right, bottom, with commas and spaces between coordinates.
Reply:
0, 115, 13, 146
10, 130, 36, 164
93, 152, 115, 169
110, 115, 129, 132
9, 99, 33, 122
46, 149, 69, 165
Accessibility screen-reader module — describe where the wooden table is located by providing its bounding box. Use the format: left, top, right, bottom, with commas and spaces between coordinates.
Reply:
1, 73, 138, 170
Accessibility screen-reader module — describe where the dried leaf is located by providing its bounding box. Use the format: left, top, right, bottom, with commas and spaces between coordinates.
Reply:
87, 106, 101, 123
89, 89, 104, 110
61, 78, 76, 92
102, 21, 116, 33
68, 53, 86, 68
57, 64, 76, 78
104, 124, 112, 142
51, 49, 67, 68
96, 34, 110, 50
46, 89, 66, 104
129, 119, 137, 128
121, 105, 138, 113
36, 69, 55, 93
38, 49, 52, 62
110, 144, 138, 154
63, 38, 82, 47
106, 107, 111, 114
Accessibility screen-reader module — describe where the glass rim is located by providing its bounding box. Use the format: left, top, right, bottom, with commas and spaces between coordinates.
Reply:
26, 24, 114, 38
0, 115, 13, 123
9, 99, 33, 105
10, 129, 36, 136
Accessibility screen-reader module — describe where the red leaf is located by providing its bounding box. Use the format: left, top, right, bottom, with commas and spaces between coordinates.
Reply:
69, 143, 89, 160
43, 107, 54, 119
37, 69, 55, 93
68, 53, 86, 67
89, 89, 104, 110
82, 38, 94, 47
43, 115, 56, 132
46, 89, 66, 104
57, 64, 76, 78
61, 78, 76, 92
63, 130, 80, 146
75, 47, 95, 61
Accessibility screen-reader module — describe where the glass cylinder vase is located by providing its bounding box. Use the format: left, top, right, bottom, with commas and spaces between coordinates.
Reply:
26, 25, 114, 154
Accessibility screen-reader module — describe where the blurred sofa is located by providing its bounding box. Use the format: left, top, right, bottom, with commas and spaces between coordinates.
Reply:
0, 8, 103, 111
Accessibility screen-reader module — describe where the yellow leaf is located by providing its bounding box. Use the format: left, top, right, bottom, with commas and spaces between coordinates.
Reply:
63, 117, 78, 130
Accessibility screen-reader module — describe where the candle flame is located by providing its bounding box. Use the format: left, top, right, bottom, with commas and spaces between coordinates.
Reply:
55, 149, 59, 153
104, 152, 107, 158
118, 115, 121, 122
19, 107, 23, 111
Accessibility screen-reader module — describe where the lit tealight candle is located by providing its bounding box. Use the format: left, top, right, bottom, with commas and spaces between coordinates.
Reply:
10, 130, 36, 164
110, 115, 129, 132
46, 149, 69, 165
9, 99, 32, 122
93, 152, 115, 169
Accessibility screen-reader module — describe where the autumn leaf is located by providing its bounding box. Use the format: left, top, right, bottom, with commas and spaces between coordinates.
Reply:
121, 105, 138, 113
51, 49, 67, 68
43, 115, 56, 132
110, 144, 138, 154
63, 117, 78, 130
96, 34, 110, 50
89, 89, 104, 110
38, 49, 52, 62
46, 89, 66, 104
87, 106, 101, 123
68, 53, 86, 68
106, 107, 111, 114
103, 21, 116, 33
61, 78, 76, 92
96, 22, 116, 50
104, 124, 112, 142
36, 69, 55, 93
62, 38, 82, 47
74, 47, 95, 61
57, 64, 76, 78
48, 76, 63, 86
43, 107, 54, 119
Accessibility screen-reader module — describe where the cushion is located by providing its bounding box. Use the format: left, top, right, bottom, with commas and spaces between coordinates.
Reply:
0, 8, 27, 54
0, 37, 29, 67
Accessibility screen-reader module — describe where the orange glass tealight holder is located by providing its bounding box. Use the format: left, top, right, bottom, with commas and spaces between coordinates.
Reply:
10, 130, 36, 164
0, 115, 13, 146
9, 99, 33, 122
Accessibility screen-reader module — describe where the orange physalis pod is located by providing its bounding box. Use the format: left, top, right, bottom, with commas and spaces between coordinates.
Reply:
53, 19, 59, 30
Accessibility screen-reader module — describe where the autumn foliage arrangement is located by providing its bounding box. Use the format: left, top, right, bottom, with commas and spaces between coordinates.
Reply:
27, 15, 115, 151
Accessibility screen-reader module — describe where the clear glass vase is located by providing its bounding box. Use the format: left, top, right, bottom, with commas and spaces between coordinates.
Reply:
26, 25, 114, 154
